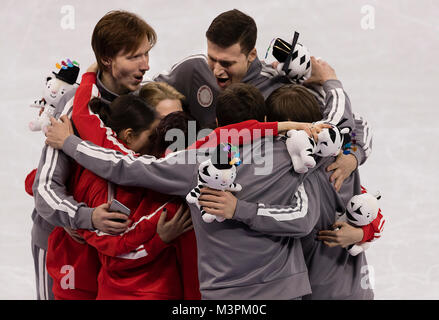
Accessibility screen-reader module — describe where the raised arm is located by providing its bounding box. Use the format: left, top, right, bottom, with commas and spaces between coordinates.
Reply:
72, 71, 134, 154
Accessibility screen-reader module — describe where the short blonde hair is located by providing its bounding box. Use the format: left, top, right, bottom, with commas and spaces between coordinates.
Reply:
139, 82, 185, 108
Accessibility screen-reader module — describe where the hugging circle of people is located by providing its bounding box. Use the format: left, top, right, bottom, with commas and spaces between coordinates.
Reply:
27, 9, 382, 301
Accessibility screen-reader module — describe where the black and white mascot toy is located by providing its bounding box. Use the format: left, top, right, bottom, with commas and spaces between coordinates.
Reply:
272, 31, 312, 83
286, 123, 351, 174
186, 143, 242, 223
337, 189, 382, 256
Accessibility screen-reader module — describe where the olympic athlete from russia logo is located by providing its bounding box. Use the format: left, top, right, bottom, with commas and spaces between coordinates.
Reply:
197, 85, 213, 107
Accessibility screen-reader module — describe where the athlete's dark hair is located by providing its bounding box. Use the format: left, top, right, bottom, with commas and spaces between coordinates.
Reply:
266, 84, 322, 122
216, 83, 266, 127
206, 9, 257, 55
147, 111, 194, 158
89, 95, 157, 135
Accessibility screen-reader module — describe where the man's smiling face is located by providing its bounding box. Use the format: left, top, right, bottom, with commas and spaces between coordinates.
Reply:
207, 40, 257, 90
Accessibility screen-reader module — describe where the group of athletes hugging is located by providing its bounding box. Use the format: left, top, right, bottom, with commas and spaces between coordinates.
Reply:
25, 9, 383, 300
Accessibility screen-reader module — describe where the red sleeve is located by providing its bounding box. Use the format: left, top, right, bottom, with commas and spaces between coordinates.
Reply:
77, 215, 168, 258
25, 168, 37, 196
188, 120, 278, 150
360, 210, 385, 243
173, 230, 201, 300
72, 72, 133, 155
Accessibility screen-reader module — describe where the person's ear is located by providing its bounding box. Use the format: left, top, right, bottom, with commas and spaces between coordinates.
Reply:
101, 57, 112, 71
264, 115, 267, 122
215, 118, 219, 128
247, 48, 257, 63
119, 128, 135, 145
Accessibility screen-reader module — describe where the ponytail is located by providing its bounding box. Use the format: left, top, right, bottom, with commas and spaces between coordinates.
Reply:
89, 97, 112, 126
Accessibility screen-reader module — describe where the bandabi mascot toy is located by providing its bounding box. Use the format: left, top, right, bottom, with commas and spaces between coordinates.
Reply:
29, 59, 80, 132
186, 143, 242, 223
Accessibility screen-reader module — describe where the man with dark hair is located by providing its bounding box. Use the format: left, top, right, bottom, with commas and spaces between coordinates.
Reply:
215, 83, 266, 127
154, 9, 373, 192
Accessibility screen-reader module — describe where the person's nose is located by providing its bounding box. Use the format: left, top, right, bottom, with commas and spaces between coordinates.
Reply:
212, 62, 225, 77
139, 55, 150, 72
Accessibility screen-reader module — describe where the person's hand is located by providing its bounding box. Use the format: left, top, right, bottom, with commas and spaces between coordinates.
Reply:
278, 122, 332, 142
91, 202, 131, 235
303, 56, 337, 85
327, 152, 358, 192
86, 62, 98, 73
271, 61, 280, 69
45, 115, 74, 149
157, 204, 193, 244
198, 188, 238, 220
317, 221, 364, 248
64, 227, 86, 244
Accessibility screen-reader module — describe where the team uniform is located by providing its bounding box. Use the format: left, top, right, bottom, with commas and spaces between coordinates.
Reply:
56, 79, 377, 300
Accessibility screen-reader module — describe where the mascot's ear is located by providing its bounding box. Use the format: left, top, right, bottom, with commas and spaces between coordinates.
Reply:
286, 130, 294, 138
46, 76, 53, 83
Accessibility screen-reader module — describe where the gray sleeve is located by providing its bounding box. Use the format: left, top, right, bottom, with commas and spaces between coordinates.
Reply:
233, 174, 321, 238
350, 113, 373, 166
62, 135, 198, 197
309, 80, 373, 166
33, 145, 94, 230
32, 91, 94, 230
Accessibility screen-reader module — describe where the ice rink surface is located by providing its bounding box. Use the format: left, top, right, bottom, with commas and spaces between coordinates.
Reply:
0, 0, 438, 299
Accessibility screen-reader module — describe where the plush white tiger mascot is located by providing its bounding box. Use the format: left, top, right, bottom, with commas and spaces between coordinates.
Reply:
285, 123, 351, 173
186, 143, 242, 223
285, 129, 317, 174
315, 123, 351, 157
337, 189, 382, 256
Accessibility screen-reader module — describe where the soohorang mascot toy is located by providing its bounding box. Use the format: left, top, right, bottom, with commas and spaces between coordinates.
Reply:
337, 189, 382, 256
271, 31, 312, 82
29, 59, 80, 132
186, 143, 242, 223
286, 124, 351, 174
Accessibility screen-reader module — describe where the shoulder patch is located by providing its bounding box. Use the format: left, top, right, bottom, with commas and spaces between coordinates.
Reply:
197, 85, 213, 108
